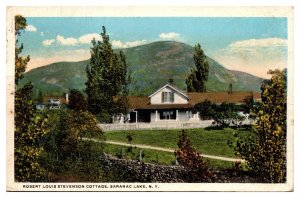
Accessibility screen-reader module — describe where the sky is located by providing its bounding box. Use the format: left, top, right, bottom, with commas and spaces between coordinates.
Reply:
18, 17, 288, 78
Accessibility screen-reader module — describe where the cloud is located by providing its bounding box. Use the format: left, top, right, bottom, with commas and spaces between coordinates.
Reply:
159, 32, 180, 40
228, 38, 287, 48
26, 24, 37, 32
26, 49, 90, 71
43, 33, 102, 46
212, 37, 288, 78
56, 35, 78, 46
78, 33, 102, 44
112, 39, 148, 48
42, 39, 55, 46
40, 32, 44, 37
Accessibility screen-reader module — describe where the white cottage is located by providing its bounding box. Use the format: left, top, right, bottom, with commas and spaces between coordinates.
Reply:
114, 81, 260, 124
124, 83, 193, 122
138, 82, 194, 122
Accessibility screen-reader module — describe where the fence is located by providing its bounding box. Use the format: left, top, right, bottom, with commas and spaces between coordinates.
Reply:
99, 120, 214, 131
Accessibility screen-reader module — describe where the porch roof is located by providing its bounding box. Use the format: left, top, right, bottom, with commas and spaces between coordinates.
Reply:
136, 103, 193, 110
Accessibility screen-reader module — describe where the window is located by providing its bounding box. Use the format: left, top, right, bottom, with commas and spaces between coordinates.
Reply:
161, 92, 174, 103
160, 110, 176, 120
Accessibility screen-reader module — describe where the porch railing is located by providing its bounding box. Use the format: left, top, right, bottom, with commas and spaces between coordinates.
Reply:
99, 120, 214, 131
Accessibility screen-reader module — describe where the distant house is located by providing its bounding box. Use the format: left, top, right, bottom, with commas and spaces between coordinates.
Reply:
40, 94, 69, 110
119, 82, 260, 124
48, 99, 61, 109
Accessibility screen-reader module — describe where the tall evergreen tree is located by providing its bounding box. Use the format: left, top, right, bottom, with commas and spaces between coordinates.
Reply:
186, 43, 209, 92
85, 26, 130, 122
14, 15, 48, 181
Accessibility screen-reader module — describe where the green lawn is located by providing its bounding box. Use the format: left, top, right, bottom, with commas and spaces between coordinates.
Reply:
103, 142, 235, 170
105, 128, 249, 157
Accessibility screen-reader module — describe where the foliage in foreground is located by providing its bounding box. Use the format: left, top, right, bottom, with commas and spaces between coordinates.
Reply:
14, 15, 49, 182
175, 130, 215, 182
42, 110, 105, 181
235, 69, 287, 183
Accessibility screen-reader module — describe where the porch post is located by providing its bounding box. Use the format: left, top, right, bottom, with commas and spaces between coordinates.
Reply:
135, 111, 138, 124
176, 110, 179, 121
155, 110, 158, 122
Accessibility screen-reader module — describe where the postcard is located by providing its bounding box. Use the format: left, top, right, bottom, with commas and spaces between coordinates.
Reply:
6, 6, 294, 191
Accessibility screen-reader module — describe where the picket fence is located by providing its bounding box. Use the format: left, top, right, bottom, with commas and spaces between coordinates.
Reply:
99, 120, 214, 131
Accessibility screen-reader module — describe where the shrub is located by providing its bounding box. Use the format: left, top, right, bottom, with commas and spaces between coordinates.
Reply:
211, 102, 245, 128
42, 110, 106, 181
174, 130, 214, 182
194, 100, 245, 128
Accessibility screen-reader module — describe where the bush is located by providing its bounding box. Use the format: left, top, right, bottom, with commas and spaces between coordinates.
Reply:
193, 100, 216, 120
174, 130, 215, 182
42, 110, 106, 181
194, 100, 245, 128
211, 102, 245, 128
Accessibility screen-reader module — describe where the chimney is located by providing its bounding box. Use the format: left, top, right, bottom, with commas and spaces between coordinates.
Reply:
228, 83, 233, 94
168, 78, 174, 85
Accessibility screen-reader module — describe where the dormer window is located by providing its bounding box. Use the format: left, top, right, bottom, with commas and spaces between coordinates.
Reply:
161, 91, 174, 103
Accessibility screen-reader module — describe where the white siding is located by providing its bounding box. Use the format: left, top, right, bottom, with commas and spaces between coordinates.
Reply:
150, 86, 188, 104
150, 112, 156, 122
177, 111, 189, 121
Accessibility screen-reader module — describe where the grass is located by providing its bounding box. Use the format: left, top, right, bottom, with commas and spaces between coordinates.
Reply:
102, 142, 236, 170
105, 128, 250, 158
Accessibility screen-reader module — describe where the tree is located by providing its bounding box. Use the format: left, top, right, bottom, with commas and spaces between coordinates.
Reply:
175, 130, 213, 182
85, 26, 130, 122
14, 15, 48, 182
15, 15, 30, 86
68, 88, 87, 111
186, 43, 209, 92
192, 100, 216, 120
211, 102, 245, 128
53, 110, 105, 181
193, 100, 244, 128
235, 69, 287, 183
56, 110, 105, 161
37, 89, 43, 104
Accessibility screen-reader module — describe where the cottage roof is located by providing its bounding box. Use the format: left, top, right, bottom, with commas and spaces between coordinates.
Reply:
128, 91, 260, 109
128, 96, 149, 109
187, 92, 261, 105
43, 96, 67, 104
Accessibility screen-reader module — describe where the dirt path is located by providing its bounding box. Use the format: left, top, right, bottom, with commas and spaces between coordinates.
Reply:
82, 137, 245, 163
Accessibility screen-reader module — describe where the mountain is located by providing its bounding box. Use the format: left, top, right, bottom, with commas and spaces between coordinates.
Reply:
19, 41, 264, 97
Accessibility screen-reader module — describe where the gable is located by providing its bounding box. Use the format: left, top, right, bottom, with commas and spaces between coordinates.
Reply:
149, 84, 189, 104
